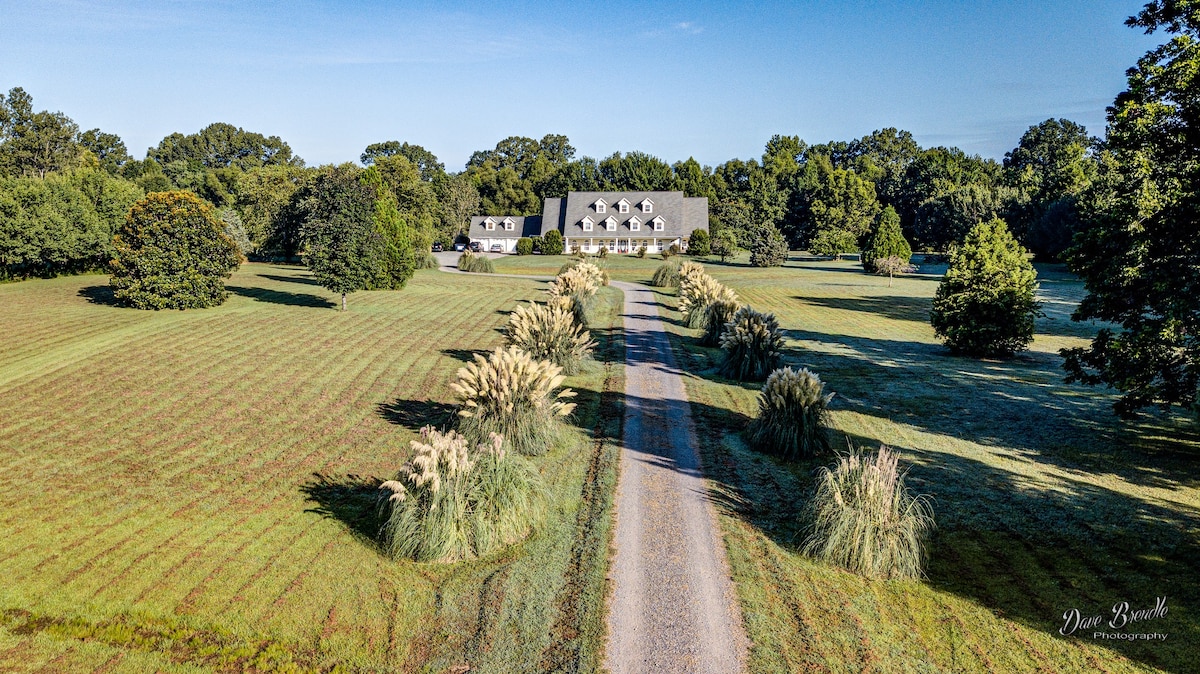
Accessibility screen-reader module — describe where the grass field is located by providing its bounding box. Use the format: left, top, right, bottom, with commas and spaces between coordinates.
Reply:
0, 263, 624, 673
649, 253, 1200, 673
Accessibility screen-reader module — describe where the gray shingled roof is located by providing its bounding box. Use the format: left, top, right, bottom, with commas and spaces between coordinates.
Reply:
560, 191, 705, 239
469, 192, 707, 240
467, 215, 542, 239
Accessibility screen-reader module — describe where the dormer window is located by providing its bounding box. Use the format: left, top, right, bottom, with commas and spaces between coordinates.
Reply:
617, 198, 630, 214
641, 199, 654, 213
581, 216, 594, 232
503, 217, 515, 231
485, 217, 496, 231
652, 216, 665, 231
629, 216, 641, 231
604, 216, 617, 231
594, 198, 607, 214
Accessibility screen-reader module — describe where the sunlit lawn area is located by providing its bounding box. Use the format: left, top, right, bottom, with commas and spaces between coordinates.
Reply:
653, 253, 1199, 673
0, 263, 623, 673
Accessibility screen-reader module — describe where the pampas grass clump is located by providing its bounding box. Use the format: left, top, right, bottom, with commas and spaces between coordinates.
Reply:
549, 265, 600, 326
747, 367, 833, 460
679, 273, 737, 329
451, 346, 577, 456
457, 251, 494, 273
505, 301, 596, 375
718, 306, 783, 381
700, 298, 740, 346
650, 260, 681, 287
419, 253, 439, 269
801, 445, 934, 579
377, 427, 543, 563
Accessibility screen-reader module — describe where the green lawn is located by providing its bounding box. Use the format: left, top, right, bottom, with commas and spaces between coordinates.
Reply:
652, 254, 1199, 673
492, 253, 671, 284
0, 263, 623, 673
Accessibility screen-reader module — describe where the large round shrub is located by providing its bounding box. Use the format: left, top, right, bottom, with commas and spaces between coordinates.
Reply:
541, 229, 565, 255
747, 367, 833, 460
930, 218, 1040, 357
109, 191, 242, 309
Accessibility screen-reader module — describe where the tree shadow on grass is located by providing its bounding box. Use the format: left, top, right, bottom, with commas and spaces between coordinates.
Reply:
300, 473, 385, 554
796, 294, 933, 324
257, 273, 322, 286
227, 285, 336, 308
78, 284, 122, 307
378, 398, 459, 432
441, 348, 482, 363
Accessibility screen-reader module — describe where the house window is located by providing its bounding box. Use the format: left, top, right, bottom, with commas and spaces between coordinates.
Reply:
595, 199, 607, 213
582, 217, 593, 232
605, 217, 617, 231
617, 199, 630, 213
641, 199, 653, 213
653, 217, 665, 231
629, 216, 641, 231
503, 218, 515, 231
485, 219, 496, 231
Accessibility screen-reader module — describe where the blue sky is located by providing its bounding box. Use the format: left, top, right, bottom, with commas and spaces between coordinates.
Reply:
0, 0, 1161, 170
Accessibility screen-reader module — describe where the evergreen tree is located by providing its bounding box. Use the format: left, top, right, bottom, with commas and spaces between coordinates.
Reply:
541, 229, 565, 255
688, 228, 711, 256
861, 206, 912, 272
749, 225, 788, 267
1063, 1, 1200, 415
930, 218, 1039, 357
109, 191, 242, 309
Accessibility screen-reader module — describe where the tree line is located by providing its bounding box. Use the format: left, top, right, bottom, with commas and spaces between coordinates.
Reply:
1, 87, 1098, 280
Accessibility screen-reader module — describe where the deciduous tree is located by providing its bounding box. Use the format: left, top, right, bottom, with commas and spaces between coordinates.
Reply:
1063, 1, 1200, 415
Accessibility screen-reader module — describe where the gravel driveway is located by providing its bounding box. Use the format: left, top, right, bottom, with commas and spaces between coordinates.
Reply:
604, 281, 748, 674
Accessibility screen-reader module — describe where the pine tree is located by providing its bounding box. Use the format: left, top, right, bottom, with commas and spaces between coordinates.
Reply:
861, 206, 912, 272
930, 218, 1039, 357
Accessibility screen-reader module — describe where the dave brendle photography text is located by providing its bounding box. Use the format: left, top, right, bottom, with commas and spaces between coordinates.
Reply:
1060, 597, 1170, 641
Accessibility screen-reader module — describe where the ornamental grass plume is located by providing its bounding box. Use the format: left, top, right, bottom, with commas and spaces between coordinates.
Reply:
801, 445, 934, 580
457, 251, 494, 273
504, 301, 596, 375
558, 258, 608, 285
747, 367, 833, 460
677, 260, 706, 285
548, 265, 600, 326
377, 427, 543, 563
650, 261, 681, 288
450, 346, 577, 456
679, 273, 738, 329
718, 306, 784, 381
700, 298, 741, 347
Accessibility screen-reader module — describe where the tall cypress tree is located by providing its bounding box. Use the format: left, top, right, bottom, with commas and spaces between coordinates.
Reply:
861, 206, 912, 272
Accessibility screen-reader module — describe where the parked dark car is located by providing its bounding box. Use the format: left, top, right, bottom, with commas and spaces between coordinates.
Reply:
454, 242, 467, 252
432, 242, 443, 252
489, 243, 503, 253
469, 242, 483, 253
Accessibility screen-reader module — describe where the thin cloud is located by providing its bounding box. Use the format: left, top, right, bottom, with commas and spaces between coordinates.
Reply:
675, 22, 704, 35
